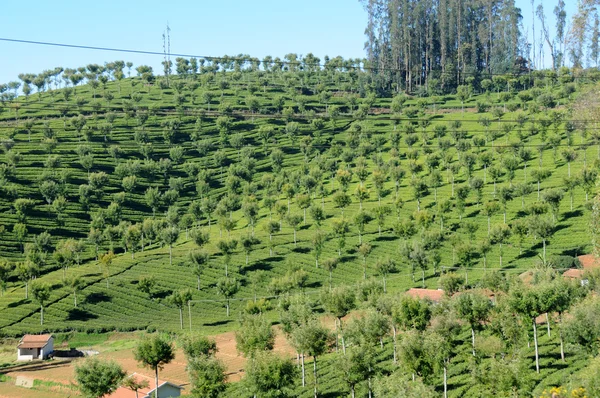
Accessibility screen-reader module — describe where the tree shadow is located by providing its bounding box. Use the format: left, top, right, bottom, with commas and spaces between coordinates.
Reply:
242, 261, 273, 273
203, 319, 232, 327
85, 292, 112, 304
563, 209, 583, 220
7, 298, 29, 308
561, 245, 587, 257
516, 248, 539, 260
66, 308, 98, 322
153, 288, 173, 300
292, 247, 311, 254
374, 235, 396, 242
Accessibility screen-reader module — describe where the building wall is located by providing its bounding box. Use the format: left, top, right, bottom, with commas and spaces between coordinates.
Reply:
17, 348, 38, 361
41, 338, 54, 359
143, 384, 181, 398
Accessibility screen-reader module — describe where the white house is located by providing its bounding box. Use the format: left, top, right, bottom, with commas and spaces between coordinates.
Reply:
17, 334, 54, 361
108, 373, 182, 398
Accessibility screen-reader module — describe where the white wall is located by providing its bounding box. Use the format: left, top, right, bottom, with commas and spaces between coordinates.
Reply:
41, 338, 54, 359
143, 384, 181, 398
17, 348, 38, 361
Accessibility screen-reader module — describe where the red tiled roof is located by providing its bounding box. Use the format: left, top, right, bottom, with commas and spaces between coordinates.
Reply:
563, 268, 584, 279
577, 255, 600, 269
405, 288, 444, 302
18, 334, 52, 349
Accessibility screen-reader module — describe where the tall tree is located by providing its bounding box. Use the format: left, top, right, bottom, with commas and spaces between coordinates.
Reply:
133, 334, 175, 396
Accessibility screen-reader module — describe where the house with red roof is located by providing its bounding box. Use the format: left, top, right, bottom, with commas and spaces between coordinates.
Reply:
405, 288, 445, 302
17, 334, 53, 361
108, 373, 182, 398
562, 254, 600, 283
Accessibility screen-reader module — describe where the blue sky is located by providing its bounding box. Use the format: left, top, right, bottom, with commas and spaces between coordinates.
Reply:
0, 0, 581, 84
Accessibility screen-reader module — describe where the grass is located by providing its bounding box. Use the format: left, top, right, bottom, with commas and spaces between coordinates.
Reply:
0, 68, 596, 395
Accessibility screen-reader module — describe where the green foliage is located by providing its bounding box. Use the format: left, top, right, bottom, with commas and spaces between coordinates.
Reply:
243, 351, 297, 398
235, 314, 275, 357
74, 357, 125, 398
187, 355, 227, 398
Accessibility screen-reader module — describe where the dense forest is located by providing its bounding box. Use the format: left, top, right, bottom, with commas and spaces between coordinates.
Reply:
360, 0, 600, 94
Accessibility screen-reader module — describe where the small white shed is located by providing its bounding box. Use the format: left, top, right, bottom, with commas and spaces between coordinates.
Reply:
17, 334, 54, 361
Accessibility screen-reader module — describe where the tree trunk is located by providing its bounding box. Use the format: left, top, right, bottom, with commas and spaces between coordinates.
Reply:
559, 313, 565, 362
471, 327, 476, 356
392, 325, 397, 364
169, 245, 173, 265
339, 319, 346, 354
444, 364, 448, 398
533, 318, 540, 373
545, 313, 551, 337
543, 239, 546, 263
188, 301, 192, 332
313, 356, 318, 398
179, 307, 183, 329
301, 353, 305, 387
40, 306, 44, 325
155, 368, 160, 398
74, 291, 77, 308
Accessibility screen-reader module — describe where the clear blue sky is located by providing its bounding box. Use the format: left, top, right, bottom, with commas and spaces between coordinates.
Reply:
0, 0, 580, 84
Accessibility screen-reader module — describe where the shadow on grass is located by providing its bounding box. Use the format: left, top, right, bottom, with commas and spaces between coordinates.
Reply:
203, 319, 232, 327
82, 272, 102, 278
563, 209, 583, 220
241, 261, 273, 273
291, 246, 311, 254
374, 235, 396, 242
560, 245, 587, 257
516, 248, 539, 260
66, 308, 98, 321
7, 298, 29, 308
85, 292, 111, 304
153, 289, 173, 300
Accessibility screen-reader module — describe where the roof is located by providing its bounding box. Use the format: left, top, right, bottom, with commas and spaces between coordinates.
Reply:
563, 268, 584, 279
107, 373, 182, 398
577, 255, 600, 270
405, 288, 444, 302
18, 334, 52, 349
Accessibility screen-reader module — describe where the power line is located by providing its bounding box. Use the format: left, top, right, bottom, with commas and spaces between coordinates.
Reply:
1, 36, 599, 79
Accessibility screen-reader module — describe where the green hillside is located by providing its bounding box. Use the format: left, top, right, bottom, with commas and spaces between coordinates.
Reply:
1, 64, 600, 396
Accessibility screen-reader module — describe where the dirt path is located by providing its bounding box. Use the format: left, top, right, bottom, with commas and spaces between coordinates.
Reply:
3, 324, 301, 394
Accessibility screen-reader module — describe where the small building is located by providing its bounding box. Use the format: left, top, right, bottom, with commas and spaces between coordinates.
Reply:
17, 334, 53, 361
405, 288, 444, 302
108, 373, 182, 398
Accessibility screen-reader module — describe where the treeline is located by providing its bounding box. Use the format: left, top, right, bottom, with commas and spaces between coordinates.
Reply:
360, 0, 522, 93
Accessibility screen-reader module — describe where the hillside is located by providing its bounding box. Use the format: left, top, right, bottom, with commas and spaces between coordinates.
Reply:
1, 64, 600, 396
